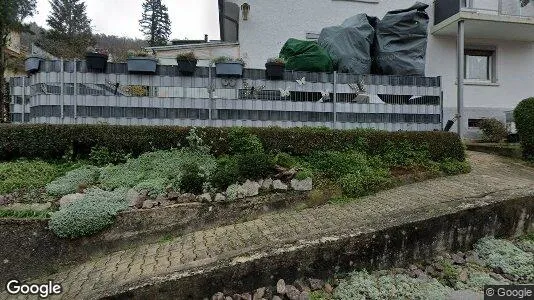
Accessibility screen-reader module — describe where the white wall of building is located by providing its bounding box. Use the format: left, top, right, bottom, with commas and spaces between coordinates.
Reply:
229, 0, 534, 135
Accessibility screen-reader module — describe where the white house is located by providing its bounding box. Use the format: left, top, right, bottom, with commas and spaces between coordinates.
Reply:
153, 0, 534, 138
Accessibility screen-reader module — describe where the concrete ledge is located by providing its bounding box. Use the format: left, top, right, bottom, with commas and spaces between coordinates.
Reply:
466, 143, 523, 159
104, 189, 534, 300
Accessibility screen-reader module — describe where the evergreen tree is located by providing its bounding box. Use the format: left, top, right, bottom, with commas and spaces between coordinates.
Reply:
139, 0, 172, 47
0, 0, 36, 122
46, 0, 93, 58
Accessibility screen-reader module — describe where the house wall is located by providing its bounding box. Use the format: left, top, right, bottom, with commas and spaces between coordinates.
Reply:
6, 31, 21, 54
229, 0, 534, 136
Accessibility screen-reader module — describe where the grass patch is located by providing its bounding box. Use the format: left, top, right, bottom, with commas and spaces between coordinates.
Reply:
0, 208, 50, 219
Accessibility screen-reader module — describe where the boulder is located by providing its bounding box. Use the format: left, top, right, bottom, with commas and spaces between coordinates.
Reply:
253, 287, 265, 300
273, 180, 288, 191
142, 199, 159, 209
261, 178, 273, 190
214, 193, 226, 202
276, 279, 286, 294
126, 189, 146, 209
242, 180, 260, 197
167, 191, 180, 200
291, 178, 313, 191
59, 193, 85, 209
212, 292, 225, 300
198, 193, 212, 203
308, 278, 324, 291
177, 193, 196, 203
285, 285, 301, 300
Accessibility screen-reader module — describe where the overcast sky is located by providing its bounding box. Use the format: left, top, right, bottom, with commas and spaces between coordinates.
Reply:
32, 0, 221, 40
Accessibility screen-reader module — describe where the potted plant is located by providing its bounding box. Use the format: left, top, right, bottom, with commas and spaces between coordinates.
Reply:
213, 56, 245, 77
127, 50, 158, 74
176, 52, 198, 75
85, 48, 109, 72
24, 54, 44, 73
265, 57, 285, 79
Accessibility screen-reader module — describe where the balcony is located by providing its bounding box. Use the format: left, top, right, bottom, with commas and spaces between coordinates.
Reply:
433, 0, 534, 41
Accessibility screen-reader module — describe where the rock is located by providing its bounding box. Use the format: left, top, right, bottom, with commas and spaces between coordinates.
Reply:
261, 178, 273, 190
253, 287, 265, 300
451, 253, 466, 265
155, 194, 167, 203
59, 193, 84, 209
308, 278, 324, 291
285, 285, 300, 300
459, 269, 469, 282
214, 193, 226, 203
414, 269, 429, 280
272, 180, 288, 191
167, 191, 180, 200
225, 297, 233, 300
276, 279, 286, 294
242, 180, 260, 197
432, 262, 444, 272
142, 199, 159, 209
231, 294, 241, 300
489, 272, 505, 281
492, 266, 504, 274
257, 179, 264, 187
294, 279, 310, 292
177, 193, 196, 203
408, 264, 418, 271
324, 283, 334, 294
198, 193, 212, 203
425, 265, 437, 276
212, 292, 225, 300
290, 178, 313, 191
240, 293, 252, 300
272, 296, 282, 300
465, 252, 485, 266
126, 189, 146, 209
159, 200, 175, 207
503, 273, 517, 281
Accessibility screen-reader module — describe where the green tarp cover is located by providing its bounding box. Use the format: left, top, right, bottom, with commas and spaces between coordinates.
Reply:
279, 38, 333, 72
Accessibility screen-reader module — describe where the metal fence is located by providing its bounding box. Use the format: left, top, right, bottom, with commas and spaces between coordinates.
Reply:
10, 60, 443, 131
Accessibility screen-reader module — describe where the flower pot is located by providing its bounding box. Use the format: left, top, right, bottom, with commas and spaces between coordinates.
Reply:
265, 62, 285, 79
215, 62, 244, 77
127, 57, 158, 74
177, 59, 197, 75
86, 53, 108, 72
24, 56, 42, 73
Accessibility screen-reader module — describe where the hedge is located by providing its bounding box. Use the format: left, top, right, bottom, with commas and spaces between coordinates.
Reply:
0, 125, 465, 162
514, 97, 534, 160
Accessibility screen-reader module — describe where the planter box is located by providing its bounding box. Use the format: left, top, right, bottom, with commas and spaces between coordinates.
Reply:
86, 53, 108, 72
127, 57, 158, 74
265, 62, 285, 79
215, 62, 244, 77
177, 59, 197, 75
24, 56, 42, 73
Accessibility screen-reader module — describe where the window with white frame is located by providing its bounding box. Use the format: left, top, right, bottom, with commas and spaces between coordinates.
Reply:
464, 49, 496, 82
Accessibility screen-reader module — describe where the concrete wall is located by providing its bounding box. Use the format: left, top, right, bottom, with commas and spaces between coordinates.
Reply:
229, 0, 534, 133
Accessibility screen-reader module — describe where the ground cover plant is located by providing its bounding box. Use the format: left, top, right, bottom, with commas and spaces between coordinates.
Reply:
0, 126, 469, 238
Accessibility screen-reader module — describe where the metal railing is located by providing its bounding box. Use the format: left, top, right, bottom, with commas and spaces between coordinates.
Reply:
434, 0, 534, 24
9, 60, 443, 131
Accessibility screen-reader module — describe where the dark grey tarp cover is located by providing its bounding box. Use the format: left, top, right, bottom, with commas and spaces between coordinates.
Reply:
318, 14, 375, 74
375, 2, 430, 76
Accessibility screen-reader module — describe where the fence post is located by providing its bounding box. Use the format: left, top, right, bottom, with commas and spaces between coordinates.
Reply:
333, 71, 337, 129
60, 59, 64, 120
208, 64, 213, 127
73, 60, 77, 122
21, 76, 25, 123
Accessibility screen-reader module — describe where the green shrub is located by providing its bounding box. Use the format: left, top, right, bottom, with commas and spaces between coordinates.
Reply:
334, 271, 452, 300
99, 149, 216, 194
0, 125, 465, 162
45, 165, 101, 197
273, 152, 297, 168
48, 188, 128, 238
211, 156, 240, 190
236, 152, 275, 180
514, 97, 534, 160
475, 237, 534, 281
479, 118, 508, 143
0, 160, 69, 194
379, 140, 431, 167
295, 168, 313, 180
338, 168, 391, 198
179, 162, 205, 194
306, 151, 373, 179
228, 127, 263, 154
89, 146, 131, 166
439, 159, 471, 175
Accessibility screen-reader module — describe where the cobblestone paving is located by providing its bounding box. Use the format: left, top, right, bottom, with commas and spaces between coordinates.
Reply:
2, 152, 534, 300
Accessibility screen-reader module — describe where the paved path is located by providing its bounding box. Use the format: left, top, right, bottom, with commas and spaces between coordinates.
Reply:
3, 152, 534, 300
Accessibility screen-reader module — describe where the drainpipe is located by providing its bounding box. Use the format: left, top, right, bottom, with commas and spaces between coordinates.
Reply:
457, 20, 465, 138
